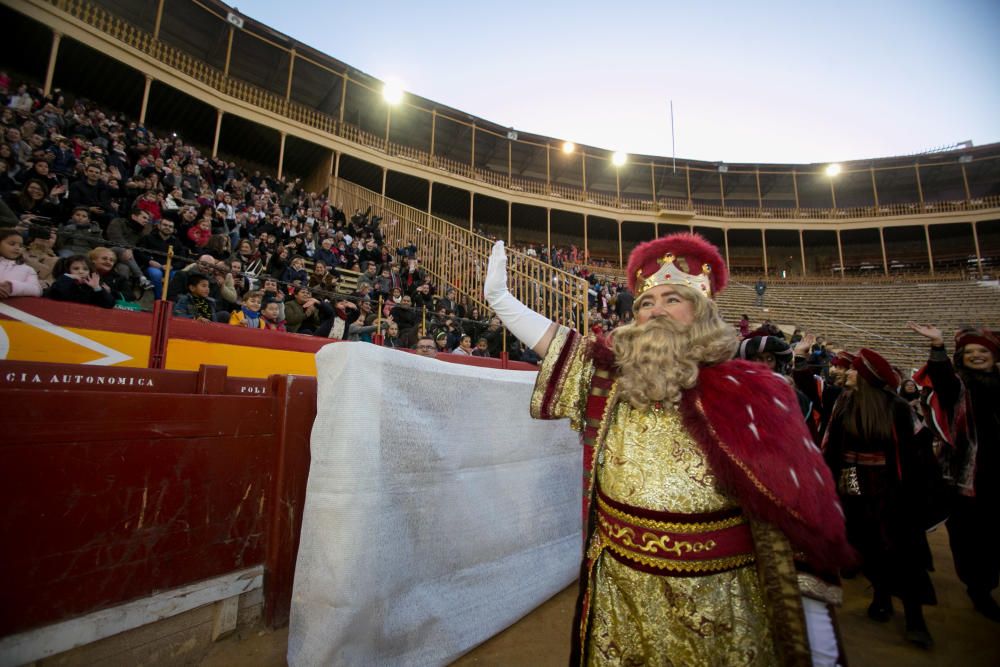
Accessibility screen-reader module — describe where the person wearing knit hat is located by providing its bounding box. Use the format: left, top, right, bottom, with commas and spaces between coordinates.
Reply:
485, 233, 851, 666
909, 322, 1000, 623
737, 330, 795, 375
823, 346, 938, 648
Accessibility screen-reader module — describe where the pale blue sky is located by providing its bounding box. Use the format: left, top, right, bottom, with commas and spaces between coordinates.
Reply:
235, 0, 999, 164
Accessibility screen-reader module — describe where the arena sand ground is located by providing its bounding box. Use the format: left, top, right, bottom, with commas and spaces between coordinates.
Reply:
201, 528, 999, 666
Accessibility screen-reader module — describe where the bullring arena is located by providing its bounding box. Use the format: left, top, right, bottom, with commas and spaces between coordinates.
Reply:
0, 0, 998, 665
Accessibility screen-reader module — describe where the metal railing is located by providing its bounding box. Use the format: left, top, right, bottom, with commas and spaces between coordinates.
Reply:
333, 179, 589, 332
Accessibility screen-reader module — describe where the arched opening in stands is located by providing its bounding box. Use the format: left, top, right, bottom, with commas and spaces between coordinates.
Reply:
765, 229, 804, 278
728, 228, 765, 276
432, 113, 472, 167
217, 113, 281, 178
802, 230, 838, 276
652, 165, 688, 204
155, 0, 228, 71
343, 78, 386, 141
797, 171, 835, 209
54, 38, 146, 120
884, 225, 932, 274
385, 170, 430, 212
722, 171, 757, 210
587, 217, 617, 265
929, 223, 978, 274
430, 182, 471, 229
338, 154, 382, 194
978, 220, 1000, 272
145, 82, 216, 153
283, 135, 331, 184
689, 169, 721, 209
472, 193, 506, 239
583, 154, 616, 201
388, 104, 433, 154
841, 228, 883, 276
0, 4, 51, 83
510, 204, 546, 247
759, 171, 797, 210
621, 221, 656, 261
550, 210, 585, 255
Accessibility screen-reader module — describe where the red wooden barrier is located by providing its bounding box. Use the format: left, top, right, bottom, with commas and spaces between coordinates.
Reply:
0, 361, 315, 637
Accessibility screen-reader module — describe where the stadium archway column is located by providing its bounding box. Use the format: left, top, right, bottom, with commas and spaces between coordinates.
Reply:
583, 215, 589, 263
507, 200, 512, 245
331, 153, 342, 202
761, 229, 769, 277
617, 220, 623, 268
972, 221, 984, 275
427, 181, 434, 225
212, 109, 224, 159
277, 132, 287, 180
879, 227, 889, 276
469, 191, 474, 232
799, 229, 807, 276
924, 224, 935, 275
153, 0, 165, 39
836, 229, 845, 281
43, 30, 61, 97
139, 75, 153, 125
723, 228, 731, 271
546, 208, 551, 250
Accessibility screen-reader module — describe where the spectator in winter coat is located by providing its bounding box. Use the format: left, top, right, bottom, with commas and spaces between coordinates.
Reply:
45, 254, 115, 308
0, 227, 42, 298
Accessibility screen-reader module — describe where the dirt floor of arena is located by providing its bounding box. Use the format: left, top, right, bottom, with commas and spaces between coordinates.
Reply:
201, 528, 1000, 666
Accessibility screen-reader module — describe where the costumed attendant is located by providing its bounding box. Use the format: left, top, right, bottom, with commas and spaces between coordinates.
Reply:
822, 349, 937, 648
485, 233, 853, 666
909, 323, 1000, 622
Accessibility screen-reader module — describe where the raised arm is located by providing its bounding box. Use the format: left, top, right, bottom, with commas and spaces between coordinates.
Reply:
484, 241, 558, 358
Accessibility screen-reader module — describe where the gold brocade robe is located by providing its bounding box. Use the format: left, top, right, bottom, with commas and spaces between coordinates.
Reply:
531, 328, 805, 667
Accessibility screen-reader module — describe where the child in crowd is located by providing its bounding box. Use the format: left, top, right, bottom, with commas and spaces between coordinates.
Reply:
261, 297, 286, 331
282, 255, 309, 286
452, 334, 473, 355
173, 273, 215, 322
0, 228, 42, 299
471, 337, 491, 357
187, 218, 212, 249
229, 290, 265, 328
46, 254, 115, 308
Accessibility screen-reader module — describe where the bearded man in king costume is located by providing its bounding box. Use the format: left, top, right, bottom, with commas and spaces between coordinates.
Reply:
484, 233, 854, 666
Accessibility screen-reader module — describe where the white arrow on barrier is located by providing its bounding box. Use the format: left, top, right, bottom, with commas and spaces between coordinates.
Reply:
0, 303, 133, 366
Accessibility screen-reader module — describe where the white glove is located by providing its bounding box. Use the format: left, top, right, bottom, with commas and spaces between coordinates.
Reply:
484, 241, 553, 349
801, 597, 840, 667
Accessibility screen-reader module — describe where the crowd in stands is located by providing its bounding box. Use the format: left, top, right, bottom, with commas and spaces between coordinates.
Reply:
0, 78, 544, 360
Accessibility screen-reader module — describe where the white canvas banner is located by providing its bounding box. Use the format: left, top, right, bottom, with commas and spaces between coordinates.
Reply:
288, 343, 582, 666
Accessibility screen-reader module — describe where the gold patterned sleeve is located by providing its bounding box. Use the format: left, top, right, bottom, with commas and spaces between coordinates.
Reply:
529, 326, 595, 432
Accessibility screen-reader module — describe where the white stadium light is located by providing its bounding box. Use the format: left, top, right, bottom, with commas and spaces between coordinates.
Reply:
612, 151, 627, 167
382, 80, 404, 105
226, 12, 244, 29
562, 141, 575, 154
826, 163, 842, 177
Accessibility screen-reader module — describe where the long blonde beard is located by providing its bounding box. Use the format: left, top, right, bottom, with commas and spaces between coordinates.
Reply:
612, 298, 738, 410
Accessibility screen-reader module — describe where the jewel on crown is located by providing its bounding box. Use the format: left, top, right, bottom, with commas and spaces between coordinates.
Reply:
635, 252, 714, 297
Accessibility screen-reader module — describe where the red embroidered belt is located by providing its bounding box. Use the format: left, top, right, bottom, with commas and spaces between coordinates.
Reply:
842, 451, 887, 466
596, 488, 755, 576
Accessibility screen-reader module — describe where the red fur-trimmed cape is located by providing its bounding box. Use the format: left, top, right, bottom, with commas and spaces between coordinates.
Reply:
586, 337, 853, 572
678, 360, 854, 572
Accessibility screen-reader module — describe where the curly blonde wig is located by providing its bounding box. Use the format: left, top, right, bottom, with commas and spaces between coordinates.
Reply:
613, 285, 738, 409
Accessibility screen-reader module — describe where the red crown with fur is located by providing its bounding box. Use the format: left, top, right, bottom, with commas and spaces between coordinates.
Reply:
626, 232, 728, 299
